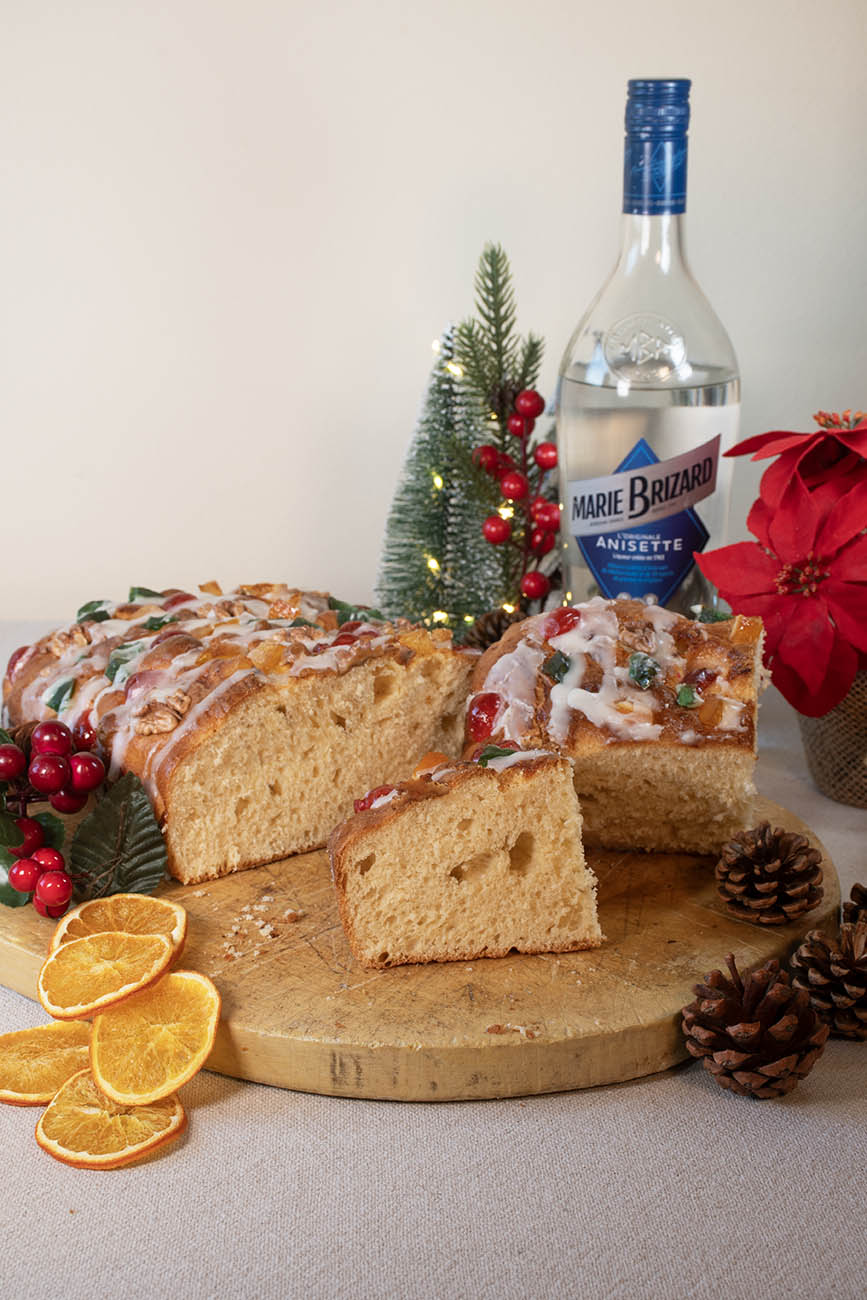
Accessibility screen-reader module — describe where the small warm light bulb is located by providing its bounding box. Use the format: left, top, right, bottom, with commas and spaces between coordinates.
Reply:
463, 614, 475, 623
502, 603, 515, 614
498, 506, 514, 520
445, 361, 463, 378
427, 556, 440, 574
432, 610, 448, 623
432, 473, 444, 490
431, 338, 441, 352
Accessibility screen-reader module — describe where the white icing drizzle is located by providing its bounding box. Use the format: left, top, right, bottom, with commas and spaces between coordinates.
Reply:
479, 639, 545, 743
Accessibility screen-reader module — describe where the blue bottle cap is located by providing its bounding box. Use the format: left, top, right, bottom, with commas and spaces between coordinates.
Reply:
625, 79, 691, 138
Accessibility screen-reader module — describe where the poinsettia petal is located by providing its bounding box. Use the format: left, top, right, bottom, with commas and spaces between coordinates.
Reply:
726, 431, 816, 460
830, 535, 867, 582
822, 578, 867, 652
838, 428, 867, 457
814, 477, 867, 555
774, 596, 834, 693
694, 543, 778, 597
768, 475, 821, 562
746, 496, 774, 549
772, 633, 859, 716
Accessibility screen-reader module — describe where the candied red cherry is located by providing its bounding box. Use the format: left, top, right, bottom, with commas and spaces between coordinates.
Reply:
482, 515, 511, 545
354, 785, 396, 814
72, 714, 97, 751
472, 444, 499, 473
543, 607, 581, 640
534, 441, 558, 470
49, 788, 88, 814
162, 591, 195, 610
520, 570, 550, 601
5, 645, 31, 679
10, 816, 44, 859
35, 870, 73, 908
32, 895, 68, 919
507, 413, 534, 439
28, 753, 70, 795
69, 752, 106, 793
8, 859, 42, 893
332, 632, 358, 647
0, 742, 27, 781
467, 693, 502, 742
515, 389, 545, 419
31, 846, 65, 873
339, 620, 362, 633
30, 720, 74, 757
530, 527, 556, 556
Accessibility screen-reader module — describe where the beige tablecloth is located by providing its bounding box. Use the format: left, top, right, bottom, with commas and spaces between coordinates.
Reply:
1, 621, 864, 1300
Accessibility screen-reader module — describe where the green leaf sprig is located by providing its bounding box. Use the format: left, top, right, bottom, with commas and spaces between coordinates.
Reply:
128, 586, 163, 602
475, 744, 519, 767
68, 773, 167, 900
676, 684, 700, 708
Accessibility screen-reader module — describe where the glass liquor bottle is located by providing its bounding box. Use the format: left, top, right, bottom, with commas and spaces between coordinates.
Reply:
556, 78, 739, 613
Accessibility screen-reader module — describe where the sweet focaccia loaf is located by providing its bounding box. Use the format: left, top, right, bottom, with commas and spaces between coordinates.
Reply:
3, 583, 477, 884
464, 597, 764, 855
329, 748, 602, 969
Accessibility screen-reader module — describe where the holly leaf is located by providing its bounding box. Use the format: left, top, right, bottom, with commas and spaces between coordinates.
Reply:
0, 811, 22, 849
69, 773, 167, 900
32, 811, 65, 851
0, 728, 14, 747
475, 744, 519, 767
0, 848, 30, 907
129, 586, 163, 602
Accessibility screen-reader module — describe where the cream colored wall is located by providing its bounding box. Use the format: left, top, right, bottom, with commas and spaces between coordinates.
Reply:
1, 0, 864, 618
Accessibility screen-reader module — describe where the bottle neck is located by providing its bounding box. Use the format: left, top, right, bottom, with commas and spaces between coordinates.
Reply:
622, 130, 688, 216
615, 212, 688, 276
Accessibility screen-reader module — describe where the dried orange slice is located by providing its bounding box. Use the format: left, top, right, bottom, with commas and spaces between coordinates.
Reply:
0, 1022, 92, 1106
38, 931, 174, 1021
50, 894, 187, 957
91, 970, 221, 1105
35, 1069, 186, 1169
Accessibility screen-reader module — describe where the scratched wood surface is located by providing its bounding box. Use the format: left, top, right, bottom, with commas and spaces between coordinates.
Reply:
0, 796, 840, 1101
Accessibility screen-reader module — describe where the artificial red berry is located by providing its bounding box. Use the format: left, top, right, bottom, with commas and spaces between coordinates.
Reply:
515, 389, 545, 419
31, 847, 65, 872
32, 895, 68, 919
498, 452, 518, 474
30, 721, 74, 757
353, 785, 396, 814
49, 788, 88, 814
28, 753, 70, 795
72, 715, 97, 751
500, 471, 529, 501
35, 870, 73, 908
162, 591, 195, 609
534, 441, 558, 470
6, 646, 31, 679
542, 607, 581, 640
8, 859, 42, 893
10, 817, 44, 859
520, 570, 551, 601
507, 414, 534, 439
534, 501, 561, 532
473, 444, 500, 473
467, 693, 502, 742
0, 743, 27, 781
531, 527, 557, 556
482, 515, 511, 545
529, 495, 548, 523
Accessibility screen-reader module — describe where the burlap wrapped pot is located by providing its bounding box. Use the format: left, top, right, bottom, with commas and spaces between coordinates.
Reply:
798, 671, 867, 808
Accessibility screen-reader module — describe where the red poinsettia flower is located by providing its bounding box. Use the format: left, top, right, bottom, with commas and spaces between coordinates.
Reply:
696, 473, 867, 716
727, 410, 867, 510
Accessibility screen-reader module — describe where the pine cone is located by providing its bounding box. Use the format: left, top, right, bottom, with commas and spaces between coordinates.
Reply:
715, 822, 823, 925
791, 921, 867, 1040
463, 607, 527, 652
842, 882, 867, 927
682, 953, 830, 1098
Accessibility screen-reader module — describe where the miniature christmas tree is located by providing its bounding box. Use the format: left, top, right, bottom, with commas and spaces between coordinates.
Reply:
377, 245, 560, 636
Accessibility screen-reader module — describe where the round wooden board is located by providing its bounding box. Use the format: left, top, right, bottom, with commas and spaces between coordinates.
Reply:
0, 797, 840, 1101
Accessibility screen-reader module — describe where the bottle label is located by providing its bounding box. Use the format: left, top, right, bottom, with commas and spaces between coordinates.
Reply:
623, 137, 687, 215
566, 435, 719, 604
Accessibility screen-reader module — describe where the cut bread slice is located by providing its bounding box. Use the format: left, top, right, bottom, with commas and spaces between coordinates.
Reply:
466, 598, 765, 855
329, 748, 602, 969
3, 584, 476, 884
